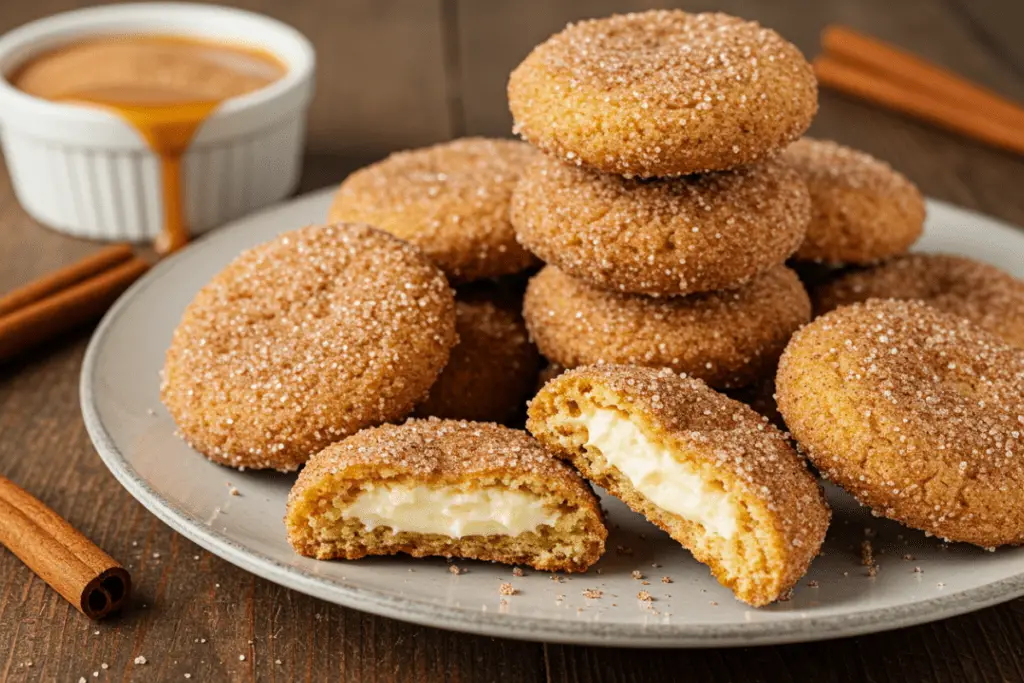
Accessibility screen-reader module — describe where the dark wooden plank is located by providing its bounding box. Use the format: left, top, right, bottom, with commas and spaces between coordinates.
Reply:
0, 0, 454, 154
545, 600, 1024, 683
944, 0, 1024, 83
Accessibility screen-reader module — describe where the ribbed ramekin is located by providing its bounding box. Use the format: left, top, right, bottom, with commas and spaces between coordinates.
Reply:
0, 3, 315, 241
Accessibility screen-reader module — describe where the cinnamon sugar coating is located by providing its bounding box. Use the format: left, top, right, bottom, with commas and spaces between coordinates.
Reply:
328, 138, 539, 284
782, 138, 925, 264
777, 299, 1024, 546
415, 296, 540, 423
527, 365, 829, 605
811, 254, 1024, 347
523, 265, 810, 389
511, 156, 809, 295
287, 419, 607, 572
508, 10, 817, 177
161, 223, 457, 471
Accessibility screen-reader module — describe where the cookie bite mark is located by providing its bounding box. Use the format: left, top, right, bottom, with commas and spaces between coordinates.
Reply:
782, 138, 925, 265
161, 223, 457, 471
328, 138, 539, 284
508, 10, 817, 177
511, 156, 810, 296
528, 365, 829, 606
810, 253, 1024, 347
286, 420, 607, 572
777, 299, 1024, 547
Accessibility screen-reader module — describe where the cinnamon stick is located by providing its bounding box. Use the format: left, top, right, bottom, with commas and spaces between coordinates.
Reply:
821, 26, 1024, 130
0, 476, 130, 619
0, 256, 149, 363
0, 244, 134, 318
814, 56, 1024, 157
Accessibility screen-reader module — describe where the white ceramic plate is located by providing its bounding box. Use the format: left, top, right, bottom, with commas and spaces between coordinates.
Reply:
81, 189, 1024, 647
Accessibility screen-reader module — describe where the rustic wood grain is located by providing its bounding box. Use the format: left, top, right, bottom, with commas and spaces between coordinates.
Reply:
1, 0, 1024, 681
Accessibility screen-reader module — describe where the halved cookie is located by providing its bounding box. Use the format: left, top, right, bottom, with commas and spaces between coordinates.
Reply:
527, 365, 829, 605
286, 419, 606, 572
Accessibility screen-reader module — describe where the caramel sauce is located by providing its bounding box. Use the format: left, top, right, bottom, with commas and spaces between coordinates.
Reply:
11, 35, 287, 253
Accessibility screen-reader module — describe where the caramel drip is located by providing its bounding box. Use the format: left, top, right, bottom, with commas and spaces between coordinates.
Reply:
11, 35, 286, 253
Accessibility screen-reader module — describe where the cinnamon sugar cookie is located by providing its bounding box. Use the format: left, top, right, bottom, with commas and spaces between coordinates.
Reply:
811, 253, 1024, 347
777, 299, 1024, 547
523, 265, 810, 389
782, 138, 925, 264
527, 365, 829, 606
508, 11, 817, 177
415, 296, 540, 423
286, 419, 607, 572
161, 223, 457, 471
328, 138, 539, 283
511, 156, 810, 295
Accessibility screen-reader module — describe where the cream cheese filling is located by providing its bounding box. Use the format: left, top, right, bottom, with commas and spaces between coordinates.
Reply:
566, 406, 740, 539
342, 483, 559, 538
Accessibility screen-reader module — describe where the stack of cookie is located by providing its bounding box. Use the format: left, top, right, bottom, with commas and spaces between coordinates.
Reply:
506, 10, 819, 394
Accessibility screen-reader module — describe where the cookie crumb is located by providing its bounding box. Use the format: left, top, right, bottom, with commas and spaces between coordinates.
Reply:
860, 540, 878, 576
512, 567, 524, 577
631, 570, 644, 580
134, 656, 147, 665
637, 590, 653, 602
499, 582, 517, 596
448, 565, 462, 575
661, 576, 672, 584
807, 580, 819, 588
550, 575, 564, 583
582, 588, 603, 599
913, 566, 923, 573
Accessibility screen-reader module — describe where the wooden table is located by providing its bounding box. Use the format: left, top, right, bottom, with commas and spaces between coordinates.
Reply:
2, 0, 1023, 681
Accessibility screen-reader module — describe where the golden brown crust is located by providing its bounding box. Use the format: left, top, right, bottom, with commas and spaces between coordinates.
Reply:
776, 299, 1024, 547
511, 156, 809, 295
161, 223, 457, 471
508, 11, 817, 177
328, 138, 540, 283
782, 138, 925, 264
523, 265, 811, 389
286, 419, 607, 571
527, 365, 829, 605
810, 253, 1024, 347
415, 297, 540, 423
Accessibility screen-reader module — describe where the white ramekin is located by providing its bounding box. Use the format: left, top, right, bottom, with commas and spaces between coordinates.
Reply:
0, 3, 315, 241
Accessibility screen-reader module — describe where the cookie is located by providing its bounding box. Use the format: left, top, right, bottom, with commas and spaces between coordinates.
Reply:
523, 265, 810, 389
511, 156, 809, 295
782, 138, 926, 264
508, 10, 817, 177
286, 419, 607, 572
328, 138, 539, 284
777, 299, 1024, 547
527, 365, 829, 606
161, 223, 457, 471
811, 253, 1024, 347
415, 296, 540, 423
